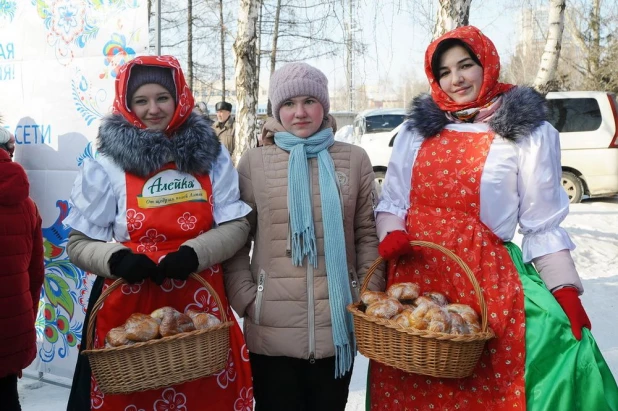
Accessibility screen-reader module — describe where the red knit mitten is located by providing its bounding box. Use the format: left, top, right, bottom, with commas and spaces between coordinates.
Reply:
553, 287, 591, 341
378, 230, 414, 261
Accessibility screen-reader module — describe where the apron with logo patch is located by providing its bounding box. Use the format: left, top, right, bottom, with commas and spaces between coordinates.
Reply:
90, 164, 253, 410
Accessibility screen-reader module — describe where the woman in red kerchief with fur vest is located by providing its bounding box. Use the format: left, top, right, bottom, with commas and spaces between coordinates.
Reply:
0, 127, 44, 411
368, 26, 618, 410
64, 56, 253, 410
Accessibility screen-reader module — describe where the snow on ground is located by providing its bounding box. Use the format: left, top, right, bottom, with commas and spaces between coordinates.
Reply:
18, 197, 618, 410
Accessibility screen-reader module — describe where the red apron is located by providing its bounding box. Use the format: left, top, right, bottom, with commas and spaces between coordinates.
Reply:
369, 130, 527, 410
90, 164, 253, 410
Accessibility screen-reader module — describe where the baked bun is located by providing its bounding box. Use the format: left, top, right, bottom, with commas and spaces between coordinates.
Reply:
445, 303, 481, 333
360, 290, 388, 305
124, 313, 160, 341
449, 313, 470, 335
425, 307, 451, 333
186, 309, 221, 330
422, 291, 449, 306
412, 296, 438, 307
105, 326, 131, 347
386, 282, 420, 301
365, 298, 403, 319
151, 306, 196, 337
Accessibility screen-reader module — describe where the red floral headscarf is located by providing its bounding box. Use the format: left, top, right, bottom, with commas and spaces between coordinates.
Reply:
424, 25, 514, 112
113, 55, 195, 135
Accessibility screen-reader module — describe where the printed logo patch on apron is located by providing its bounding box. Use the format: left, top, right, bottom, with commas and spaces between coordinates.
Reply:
138, 169, 208, 208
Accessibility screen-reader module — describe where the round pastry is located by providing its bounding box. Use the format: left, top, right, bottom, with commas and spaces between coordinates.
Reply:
386, 282, 420, 301
425, 307, 451, 333
360, 290, 388, 306
446, 303, 479, 321
186, 309, 221, 330
151, 306, 196, 337
124, 313, 160, 341
365, 298, 404, 319
412, 296, 438, 308
105, 326, 131, 347
449, 312, 471, 335
422, 291, 449, 306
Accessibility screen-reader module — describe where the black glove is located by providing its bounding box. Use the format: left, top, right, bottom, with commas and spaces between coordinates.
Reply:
108, 249, 157, 284
157, 246, 199, 282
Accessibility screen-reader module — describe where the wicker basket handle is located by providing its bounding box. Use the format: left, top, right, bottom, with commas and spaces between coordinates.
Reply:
86, 273, 228, 350
360, 240, 489, 333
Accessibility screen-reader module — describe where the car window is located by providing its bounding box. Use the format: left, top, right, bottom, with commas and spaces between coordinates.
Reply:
546, 98, 602, 132
365, 115, 405, 134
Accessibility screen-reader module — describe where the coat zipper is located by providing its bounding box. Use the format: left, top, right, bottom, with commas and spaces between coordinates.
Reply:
254, 269, 266, 325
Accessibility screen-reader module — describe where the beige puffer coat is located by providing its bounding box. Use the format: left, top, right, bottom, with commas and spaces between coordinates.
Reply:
224, 140, 385, 361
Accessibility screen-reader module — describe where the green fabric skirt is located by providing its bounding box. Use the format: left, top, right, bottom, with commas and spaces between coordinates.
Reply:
505, 242, 618, 410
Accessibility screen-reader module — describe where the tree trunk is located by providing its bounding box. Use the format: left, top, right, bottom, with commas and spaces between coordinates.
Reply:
266, 0, 282, 117
533, 0, 566, 94
220, 0, 226, 101
589, 0, 601, 78
187, 0, 193, 90
432, 0, 472, 40
233, 0, 260, 162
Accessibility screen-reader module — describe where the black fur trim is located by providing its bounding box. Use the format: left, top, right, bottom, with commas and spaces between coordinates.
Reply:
405, 87, 548, 142
97, 113, 221, 177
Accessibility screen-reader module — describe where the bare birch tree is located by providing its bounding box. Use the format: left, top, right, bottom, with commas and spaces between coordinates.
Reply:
533, 0, 566, 94
234, 0, 260, 161
432, 0, 472, 40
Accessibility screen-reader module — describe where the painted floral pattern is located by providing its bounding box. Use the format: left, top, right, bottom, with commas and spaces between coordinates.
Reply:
126, 209, 145, 232
136, 228, 166, 252
177, 211, 197, 231
154, 388, 187, 411
370, 129, 527, 410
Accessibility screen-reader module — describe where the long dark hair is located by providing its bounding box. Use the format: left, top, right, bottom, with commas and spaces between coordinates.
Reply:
430, 38, 482, 82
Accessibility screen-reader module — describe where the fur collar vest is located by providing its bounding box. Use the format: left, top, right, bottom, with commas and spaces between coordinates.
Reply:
97, 113, 221, 177
406, 86, 547, 142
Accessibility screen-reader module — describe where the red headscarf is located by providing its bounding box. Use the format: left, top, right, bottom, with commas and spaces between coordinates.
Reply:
424, 25, 514, 112
113, 55, 195, 135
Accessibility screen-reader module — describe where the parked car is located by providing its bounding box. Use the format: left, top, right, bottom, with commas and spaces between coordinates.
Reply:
353, 108, 405, 145
358, 91, 618, 203
546, 91, 618, 203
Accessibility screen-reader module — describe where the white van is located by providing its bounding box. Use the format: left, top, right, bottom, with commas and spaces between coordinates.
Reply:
546, 91, 618, 203
352, 108, 405, 145
359, 91, 618, 203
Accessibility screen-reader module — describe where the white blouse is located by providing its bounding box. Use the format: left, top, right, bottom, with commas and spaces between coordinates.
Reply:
376, 120, 575, 263
63, 145, 251, 242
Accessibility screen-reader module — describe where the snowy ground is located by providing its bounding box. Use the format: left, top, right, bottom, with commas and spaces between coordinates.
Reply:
18, 196, 618, 410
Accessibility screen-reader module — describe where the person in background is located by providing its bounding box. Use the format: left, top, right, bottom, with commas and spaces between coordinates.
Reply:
193, 101, 212, 124
0, 126, 44, 411
64, 56, 253, 410
224, 62, 385, 411
213, 101, 235, 159
369, 25, 618, 410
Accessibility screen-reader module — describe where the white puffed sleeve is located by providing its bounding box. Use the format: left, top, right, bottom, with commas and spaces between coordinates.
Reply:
517, 122, 575, 262
211, 145, 252, 225
63, 158, 117, 242
375, 123, 421, 219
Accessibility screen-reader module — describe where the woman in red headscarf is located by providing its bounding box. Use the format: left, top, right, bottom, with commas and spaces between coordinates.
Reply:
368, 26, 618, 410
64, 56, 253, 410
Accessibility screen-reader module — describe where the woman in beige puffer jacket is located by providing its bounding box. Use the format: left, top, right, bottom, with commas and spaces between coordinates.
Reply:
224, 62, 385, 411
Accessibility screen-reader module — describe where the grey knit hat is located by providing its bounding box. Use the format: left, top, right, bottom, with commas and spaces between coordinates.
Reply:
127, 65, 176, 103
268, 62, 330, 122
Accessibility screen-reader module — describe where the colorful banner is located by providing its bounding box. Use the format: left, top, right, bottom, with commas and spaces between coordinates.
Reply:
0, 0, 148, 379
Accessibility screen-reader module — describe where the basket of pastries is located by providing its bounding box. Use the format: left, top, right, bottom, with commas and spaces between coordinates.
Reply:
82, 273, 232, 394
347, 240, 495, 378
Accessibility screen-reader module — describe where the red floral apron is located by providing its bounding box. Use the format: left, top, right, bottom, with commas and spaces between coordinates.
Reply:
369, 130, 527, 410
90, 164, 253, 410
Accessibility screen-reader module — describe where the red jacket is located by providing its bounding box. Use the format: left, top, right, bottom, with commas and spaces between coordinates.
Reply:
0, 149, 44, 377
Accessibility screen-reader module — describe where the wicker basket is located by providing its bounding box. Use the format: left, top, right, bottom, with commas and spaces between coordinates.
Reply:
82, 273, 233, 394
347, 240, 495, 378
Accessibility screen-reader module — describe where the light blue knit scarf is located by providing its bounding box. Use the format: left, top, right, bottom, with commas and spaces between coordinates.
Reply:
275, 127, 355, 378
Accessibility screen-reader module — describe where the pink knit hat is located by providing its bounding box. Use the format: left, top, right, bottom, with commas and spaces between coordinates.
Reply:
268, 62, 330, 122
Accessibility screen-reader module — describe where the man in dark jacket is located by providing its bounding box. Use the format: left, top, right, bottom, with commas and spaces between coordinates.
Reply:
0, 127, 44, 411
213, 101, 235, 159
